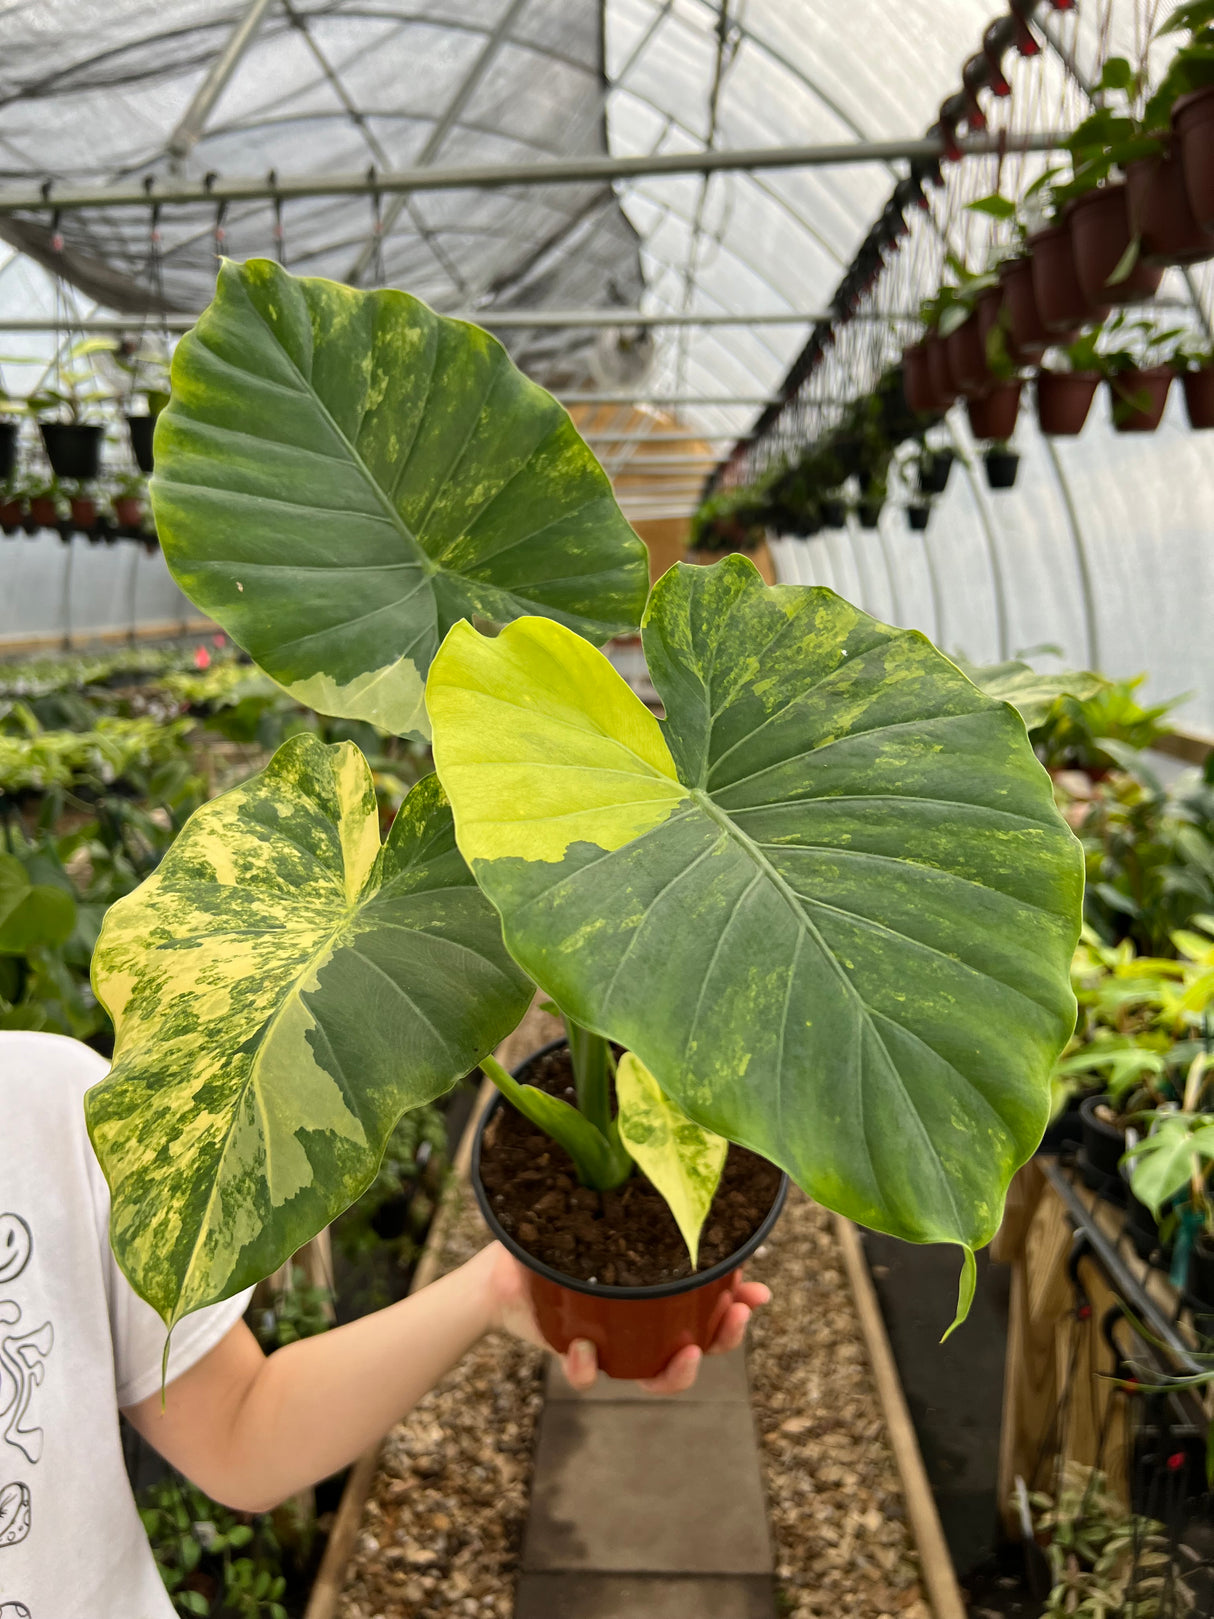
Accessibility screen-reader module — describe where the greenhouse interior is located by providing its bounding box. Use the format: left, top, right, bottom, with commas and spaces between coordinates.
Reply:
0, 1, 1212, 1616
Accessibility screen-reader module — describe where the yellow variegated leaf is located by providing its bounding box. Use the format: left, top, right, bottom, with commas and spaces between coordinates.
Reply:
87, 732, 530, 1328
616, 1051, 727, 1266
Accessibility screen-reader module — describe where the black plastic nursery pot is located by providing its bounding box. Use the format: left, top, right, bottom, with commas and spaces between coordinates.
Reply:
1187, 1233, 1214, 1311
982, 446, 1020, 490
0, 421, 15, 482
39, 421, 103, 481
916, 449, 954, 496
1182, 366, 1214, 430
471, 1041, 788, 1382
906, 502, 930, 531
1078, 1094, 1127, 1201
126, 413, 156, 474
820, 496, 847, 528
1124, 1179, 1161, 1264
857, 497, 884, 529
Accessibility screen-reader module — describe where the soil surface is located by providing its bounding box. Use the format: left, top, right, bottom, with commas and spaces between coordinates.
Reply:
478, 1045, 783, 1287
337, 1180, 545, 1619
746, 1189, 930, 1619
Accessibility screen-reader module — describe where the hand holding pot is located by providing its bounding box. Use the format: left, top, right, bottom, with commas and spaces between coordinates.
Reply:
480, 1242, 771, 1395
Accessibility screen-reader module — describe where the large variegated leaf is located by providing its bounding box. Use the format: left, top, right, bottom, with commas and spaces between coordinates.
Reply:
87, 733, 530, 1327
151, 258, 649, 738
428, 556, 1084, 1301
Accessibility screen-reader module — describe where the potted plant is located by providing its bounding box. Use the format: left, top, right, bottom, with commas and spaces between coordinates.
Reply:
968, 376, 1022, 441
906, 500, 931, 531
1124, 1105, 1214, 1296
982, 439, 1020, 490
1097, 314, 1184, 432
0, 416, 16, 484
86, 260, 1083, 1375
1162, 1, 1214, 232
126, 387, 170, 476
916, 447, 955, 495
28, 372, 106, 483
67, 480, 98, 534
1171, 334, 1214, 428
24, 475, 60, 531
111, 471, 146, 529
1035, 329, 1103, 436
856, 475, 886, 528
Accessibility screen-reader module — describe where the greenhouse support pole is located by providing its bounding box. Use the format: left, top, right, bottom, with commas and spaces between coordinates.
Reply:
165, 0, 278, 175
1042, 435, 1100, 672
871, 520, 905, 627
946, 417, 1010, 662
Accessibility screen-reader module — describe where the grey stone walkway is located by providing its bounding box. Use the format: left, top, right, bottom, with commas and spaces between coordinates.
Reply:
515, 1349, 776, 1619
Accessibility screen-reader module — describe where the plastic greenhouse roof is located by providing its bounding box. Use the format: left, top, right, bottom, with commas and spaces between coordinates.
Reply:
0, 0, 1211, 730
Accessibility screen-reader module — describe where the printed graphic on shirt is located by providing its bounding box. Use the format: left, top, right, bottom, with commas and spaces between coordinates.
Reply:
0, 1218, 30, 1286
0, 1480, 29, 1546
0, 1604, 31, 1617
0, 1301, 52, 1466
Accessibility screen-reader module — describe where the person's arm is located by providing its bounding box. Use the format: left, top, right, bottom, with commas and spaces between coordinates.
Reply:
124, 1241, 770, 1514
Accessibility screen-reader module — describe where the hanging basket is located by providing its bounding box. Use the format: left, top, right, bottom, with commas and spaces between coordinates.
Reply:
0, 500, 23, 534
946, 313, 990, 397
966, 379, 1022, 440
924, 333, 956, 408
906, 502, 931, 531
126, 414, 156, 474
983, 446, 1020, 490
1174, 86, 1214, 233
917, 448, 955, 496
1107, 367, 1172, 433
1035, 370, 1099, 436
999, 256, 1054, 357
857, 497, 885, 530
1068, 184, 1164, 308
902, 342, 941, 414
0, 421, 16, 483
1181, 365, 1214, 430
1126, 149, 1214, 268
1028, 224, 1103, 333
39, 422, 103, 482
29, 495, 59, 529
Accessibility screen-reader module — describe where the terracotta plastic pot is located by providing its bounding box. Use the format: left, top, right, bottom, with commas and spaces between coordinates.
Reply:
946, 313, 990, 397
1107, 366, 1172, 433
924, 333, 956, 407
114, 496, 143, 528
1029, 224, 1104, 333
126, 414, 156, 475
1175, 86, 1214, 232
966, 379, 1022, 441
982, 446, 1020, 490
0, 500, 23, 534
1035, 369, 1099, 436
902, 342, 940, 414
471, 1069, 788, 1381
1126, 150, 1213, 267
28, 496, 58, 529
998, 257, 1053, 358
69, 496, 97, 531
39, 422, 103, 482
1068, 185, 1164, 308
1182, 365, 1214, 429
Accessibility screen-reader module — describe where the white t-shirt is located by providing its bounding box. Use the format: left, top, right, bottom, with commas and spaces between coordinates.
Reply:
0, 1031, 253, 1619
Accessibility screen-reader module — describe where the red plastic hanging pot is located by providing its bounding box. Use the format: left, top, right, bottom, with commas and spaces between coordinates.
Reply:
471, 1066, 788, 1382
0, 500, 23, 534
966, 379, 1022, 440
69, 496, 97, 531
1107, 367, 1172, 433
1035, 370, 1099, 436
903, 342, 940, 414
1029, 223, 1104, 333
1068, 185, 1164, 308
1181, 365, 1214, 429
1126, 150, 1213, 267
946, 313, 990, 397
975, 284, 1004, 351
1174, 87, 1214, 232
924, 332, 957, 408
114, 496, 144, 528
1001, 254, 1058, 356
28, 496, 58, 529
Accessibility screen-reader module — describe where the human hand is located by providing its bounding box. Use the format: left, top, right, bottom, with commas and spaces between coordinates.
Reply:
477, 1241, 771, 1396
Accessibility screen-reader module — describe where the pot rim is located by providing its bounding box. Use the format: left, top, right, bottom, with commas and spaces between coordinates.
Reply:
471, 1037, 789, 1301
1078, 1092, 1122, 1136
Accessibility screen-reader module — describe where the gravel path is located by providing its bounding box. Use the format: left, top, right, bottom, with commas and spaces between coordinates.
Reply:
337, 1183, 544, 1619
338, 1177, 931, 1619
746, 1188, 930, 1619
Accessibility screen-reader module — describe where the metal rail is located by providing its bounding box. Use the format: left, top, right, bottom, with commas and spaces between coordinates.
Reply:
0, 133, 1072, 215
0, 309, 910, 334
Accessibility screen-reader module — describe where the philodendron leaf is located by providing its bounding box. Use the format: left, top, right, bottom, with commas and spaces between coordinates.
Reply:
151, 258, 649, 739
0, 854, 75, 954
1125, 1116, 1214, 1219
481, 1057, 631, 1192
616, 1051, 727, 1267
88, 733, 531, 1327
428, 556, 1084, 1322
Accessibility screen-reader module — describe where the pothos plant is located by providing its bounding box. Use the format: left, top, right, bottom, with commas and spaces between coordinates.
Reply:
86, 259, 1083, 1339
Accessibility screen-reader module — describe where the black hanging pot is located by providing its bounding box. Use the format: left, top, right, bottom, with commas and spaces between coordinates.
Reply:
916, 448, 955, 496
126, 414, 156, 474
906, 502, 931, 531
820, 496, 847, 529
40, 422, 103, 481
0, 421, 16, 483
982, 446, 1020, 491
857, 497, 884, 529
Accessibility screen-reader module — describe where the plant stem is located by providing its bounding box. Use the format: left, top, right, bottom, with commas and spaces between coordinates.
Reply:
564, 1016, 614, 1138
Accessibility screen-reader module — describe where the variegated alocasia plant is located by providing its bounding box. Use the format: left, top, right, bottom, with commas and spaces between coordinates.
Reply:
427, 554, 1086, 1323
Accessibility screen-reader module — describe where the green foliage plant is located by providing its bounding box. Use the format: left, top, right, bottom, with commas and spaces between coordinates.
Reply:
138, 1476, 289, 1619
88, 261, 1084, 1337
